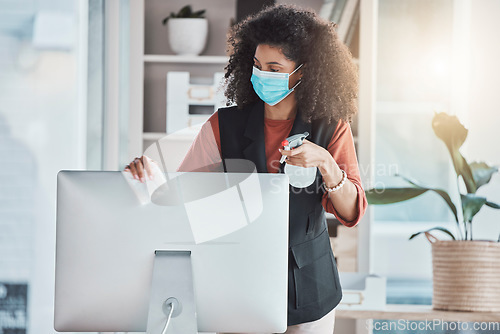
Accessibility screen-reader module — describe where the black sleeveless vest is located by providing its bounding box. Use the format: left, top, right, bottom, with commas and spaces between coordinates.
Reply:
218, 101, 343, 326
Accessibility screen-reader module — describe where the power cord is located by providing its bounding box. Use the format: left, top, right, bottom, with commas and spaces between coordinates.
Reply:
161, 301, 175, 334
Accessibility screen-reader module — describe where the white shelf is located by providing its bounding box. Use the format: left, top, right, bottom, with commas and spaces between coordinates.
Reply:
143, 54, 229, 64
143, 132, 167, 141
143, 122, 203, 142
143, 131, 198, 142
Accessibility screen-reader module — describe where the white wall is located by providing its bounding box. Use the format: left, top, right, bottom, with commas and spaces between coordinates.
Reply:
465, 0, 500, 241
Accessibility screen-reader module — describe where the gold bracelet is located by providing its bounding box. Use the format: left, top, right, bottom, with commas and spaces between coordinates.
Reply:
323, 169, 347, 193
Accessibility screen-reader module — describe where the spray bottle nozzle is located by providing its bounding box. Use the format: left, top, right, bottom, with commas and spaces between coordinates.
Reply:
284, 132, 309, 149
281, 131, 317, 188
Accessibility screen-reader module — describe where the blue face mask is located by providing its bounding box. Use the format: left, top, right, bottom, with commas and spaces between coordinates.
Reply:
250, 64, 303, 106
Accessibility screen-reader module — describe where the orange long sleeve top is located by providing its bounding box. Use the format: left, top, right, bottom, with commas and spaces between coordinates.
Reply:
178, 111, 367, 228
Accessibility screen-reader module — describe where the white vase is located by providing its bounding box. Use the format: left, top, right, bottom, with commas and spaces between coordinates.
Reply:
167, 18, 208, 56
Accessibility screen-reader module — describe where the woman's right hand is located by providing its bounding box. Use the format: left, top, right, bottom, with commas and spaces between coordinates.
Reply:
124, 155, 155, 183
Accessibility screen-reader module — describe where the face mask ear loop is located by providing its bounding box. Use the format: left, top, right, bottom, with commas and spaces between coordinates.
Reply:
290, 63, 304, 75
288, 64, 304, 91
290, 80, 301, 91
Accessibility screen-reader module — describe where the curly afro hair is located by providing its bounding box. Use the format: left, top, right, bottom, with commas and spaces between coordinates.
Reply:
224, 4, 358, 123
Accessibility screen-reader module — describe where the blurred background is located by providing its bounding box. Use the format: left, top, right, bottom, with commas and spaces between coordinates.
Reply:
0, 0, 499, 333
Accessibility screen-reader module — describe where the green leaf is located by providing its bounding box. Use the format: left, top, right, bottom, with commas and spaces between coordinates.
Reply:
432, 112, 467, 148
162, 12, 177, 24
470, 161, 498, 189
365, 187, 427, 204
432, 112, 477, 193
395, 174, 459, 223
409, 227, 456, 240
485, 201, 500, 209
164, 6, 206, 23
178, 5, 192, 17
461, 194, 487, 223
192, 9, 206, 18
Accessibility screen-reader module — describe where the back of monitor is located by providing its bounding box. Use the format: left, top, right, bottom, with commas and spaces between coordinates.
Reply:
54, 171, 288, 333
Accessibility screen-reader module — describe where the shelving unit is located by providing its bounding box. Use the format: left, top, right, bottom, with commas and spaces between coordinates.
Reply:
136, 0, 362, 150
125, 0, 234, 152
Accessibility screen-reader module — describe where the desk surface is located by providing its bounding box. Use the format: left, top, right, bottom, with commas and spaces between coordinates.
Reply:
336, 304, 500, 322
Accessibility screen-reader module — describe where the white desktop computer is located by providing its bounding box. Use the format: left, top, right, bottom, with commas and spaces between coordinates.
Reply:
54, 170, 289, 333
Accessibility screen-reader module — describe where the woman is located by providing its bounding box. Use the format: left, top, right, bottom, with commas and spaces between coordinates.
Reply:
126, 4, 367, 333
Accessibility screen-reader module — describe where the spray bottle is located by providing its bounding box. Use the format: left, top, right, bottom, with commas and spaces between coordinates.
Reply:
280, 132, 317, 188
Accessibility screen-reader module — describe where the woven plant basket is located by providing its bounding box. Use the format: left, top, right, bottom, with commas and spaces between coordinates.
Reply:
425, 232, 500, 312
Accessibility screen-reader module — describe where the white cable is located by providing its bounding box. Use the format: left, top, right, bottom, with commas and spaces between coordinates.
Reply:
161, 302, 175, 334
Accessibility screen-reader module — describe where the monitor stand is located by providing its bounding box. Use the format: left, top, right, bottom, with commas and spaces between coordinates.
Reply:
146, 250, 198, 334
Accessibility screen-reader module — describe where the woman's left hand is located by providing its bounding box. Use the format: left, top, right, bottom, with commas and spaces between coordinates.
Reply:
279, 139, 334, 171
281, 139, 357, 220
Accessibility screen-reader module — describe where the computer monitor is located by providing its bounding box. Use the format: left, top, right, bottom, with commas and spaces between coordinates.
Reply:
54, 170, 289, 333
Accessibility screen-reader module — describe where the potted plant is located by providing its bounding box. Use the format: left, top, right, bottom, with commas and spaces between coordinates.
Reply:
162, 5, 208, 56
366, 112, 500, 312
